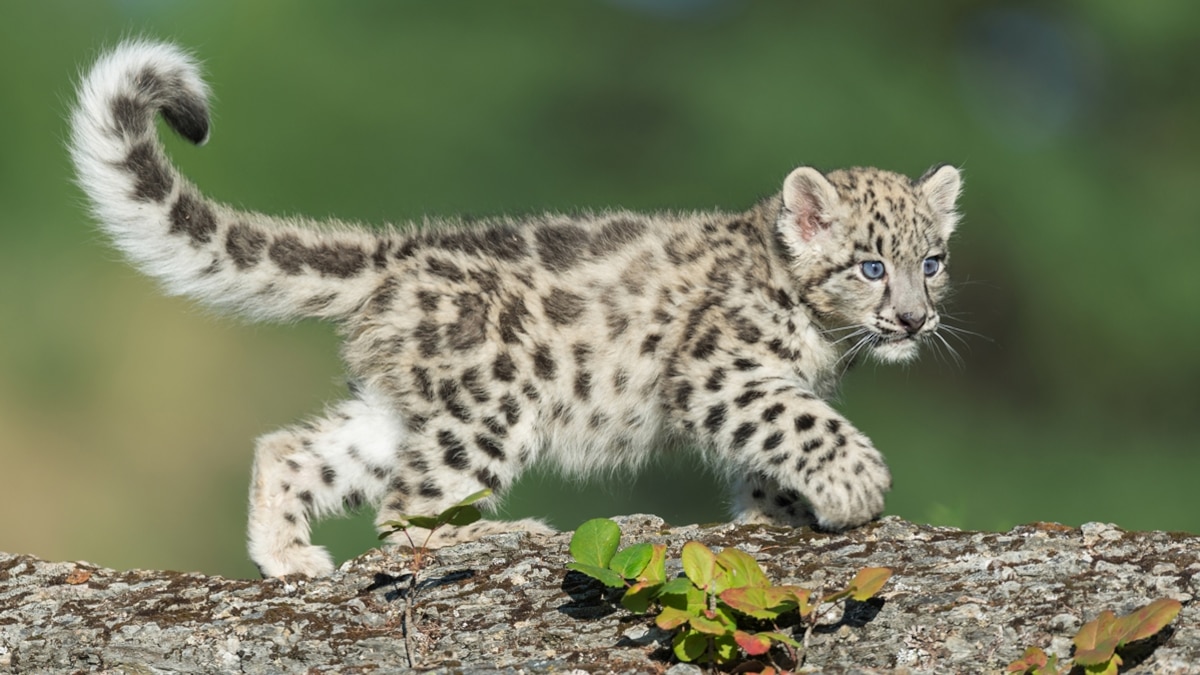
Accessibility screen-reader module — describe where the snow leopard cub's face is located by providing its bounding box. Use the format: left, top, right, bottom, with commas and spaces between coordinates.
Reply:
776, 164, 962, 364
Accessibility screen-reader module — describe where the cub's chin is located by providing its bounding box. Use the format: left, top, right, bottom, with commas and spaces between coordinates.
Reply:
872, 337, 921, 363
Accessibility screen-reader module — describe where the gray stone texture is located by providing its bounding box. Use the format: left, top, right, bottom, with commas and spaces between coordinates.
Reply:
1, 516, 1196, 673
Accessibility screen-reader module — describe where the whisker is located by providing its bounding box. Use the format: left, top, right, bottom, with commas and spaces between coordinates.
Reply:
820, 324, 863, 339
940, 322, 993, 344
935, 325, 972, 348
938, 310, 990, 331
929, 330, 964, 368
836, 332, 876, 370
831, 328, 872, 345
951, 277, 1000, 290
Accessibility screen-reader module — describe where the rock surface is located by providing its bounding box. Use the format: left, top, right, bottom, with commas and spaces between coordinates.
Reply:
1, 515, 1196, 674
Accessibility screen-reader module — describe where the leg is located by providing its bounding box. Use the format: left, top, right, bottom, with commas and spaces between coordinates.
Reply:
681, 370, 892, 530
248, 393, 403, 577
731, 471, 817, 528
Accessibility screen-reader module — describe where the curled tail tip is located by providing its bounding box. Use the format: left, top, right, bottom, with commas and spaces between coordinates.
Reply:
75, 39, 213, 148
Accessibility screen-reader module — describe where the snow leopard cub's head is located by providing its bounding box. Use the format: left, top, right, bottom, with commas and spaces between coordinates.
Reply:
775, 163, 962, 364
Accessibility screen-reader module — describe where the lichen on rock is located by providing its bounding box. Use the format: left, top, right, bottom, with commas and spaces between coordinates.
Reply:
1, 516, 1196, 673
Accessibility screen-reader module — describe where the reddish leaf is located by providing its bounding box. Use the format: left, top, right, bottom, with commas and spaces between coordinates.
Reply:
1005, 646, 1048, 673
64, 569, 91, 585
777, 585, 814, 615
721, 584, 808, 619
848, 567, 892, 600
1112, 598, 1182, 645
734, 630, 772, 656
720, 586, 779, 619
1073, 610, 1122, 666
819, 587, 852, 605
637, 543, 668, 585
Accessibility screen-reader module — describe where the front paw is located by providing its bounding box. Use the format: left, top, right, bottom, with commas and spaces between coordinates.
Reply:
803, 435, 892, 530
254, 543, 336, 578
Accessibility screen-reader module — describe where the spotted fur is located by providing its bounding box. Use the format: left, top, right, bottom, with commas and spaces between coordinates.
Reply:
71, 42, 963, 577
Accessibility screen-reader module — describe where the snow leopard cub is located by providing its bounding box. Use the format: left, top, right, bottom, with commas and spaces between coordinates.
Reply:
71, 42, 962, 577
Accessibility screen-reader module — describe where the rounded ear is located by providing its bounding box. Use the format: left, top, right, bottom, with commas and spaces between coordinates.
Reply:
918, 164, 963, 236
781, 166, 841, 244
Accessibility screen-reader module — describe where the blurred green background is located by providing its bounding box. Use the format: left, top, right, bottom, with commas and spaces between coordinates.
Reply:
1, 1, 1197, 579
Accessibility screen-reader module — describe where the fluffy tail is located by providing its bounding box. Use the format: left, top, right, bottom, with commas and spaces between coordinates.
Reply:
70, 41, 387, 322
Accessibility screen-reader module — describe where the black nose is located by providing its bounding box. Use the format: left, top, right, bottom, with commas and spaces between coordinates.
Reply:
898, 312, 927, 334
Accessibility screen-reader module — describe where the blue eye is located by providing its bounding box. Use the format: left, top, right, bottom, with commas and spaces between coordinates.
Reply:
860, 261, 886, 280
923, 257, 941, 276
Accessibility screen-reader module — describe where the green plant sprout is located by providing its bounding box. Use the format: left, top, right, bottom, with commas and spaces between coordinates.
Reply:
378, 488, 492, 567
376, 488, 492, 668
1006, 598, 1182, 675
566, 518, 891, 669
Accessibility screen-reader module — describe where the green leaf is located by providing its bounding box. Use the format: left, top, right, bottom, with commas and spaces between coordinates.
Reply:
658, 577, 697, 598
685, 583, 709, 612
620, 579, 660, 614
609, 542, 653, 579
377, 489, 492, 538
376, 520, 407, 539
656, 605, 694, 630
672, 629, 708, 663
565, 562, 626, 588
714, 547, 768, 591
848, 567, 892, 600
688, 605, 736, 636
399, 515, 440, 530
438, 503, 483, 528
689, 612, 730, 636
681, 542, 718, 589
660, 579, 710, 627
452, 488, 493, 507
568, 518, 621, 568
1111, 598, 1182, 645
756, 630, 802, 649
1082, 655, 1121, 675
712, 633, 739, 664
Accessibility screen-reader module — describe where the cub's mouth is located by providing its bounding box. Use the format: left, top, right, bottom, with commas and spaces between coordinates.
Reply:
871, 332, 922, 363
